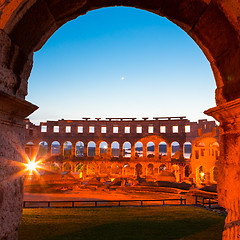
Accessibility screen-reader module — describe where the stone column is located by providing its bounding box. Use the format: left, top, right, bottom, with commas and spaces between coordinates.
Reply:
0, 91, 37, 239
83, 143, 88, 157
143, 144, 147, 158
154, 143, 159, 157
205, 98, 240, 240
95, 143, 100, 156
131, 144, 135, 158
119, 144, 123, 158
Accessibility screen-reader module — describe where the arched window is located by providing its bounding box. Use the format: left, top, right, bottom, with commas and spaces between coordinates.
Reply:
159, 142, 167, 156
25, 142, 34, 158
111, 163, 120, 175
147, 164, 154, 175
38, 141, 48, 157
159, 164, 166, 171
123, 142, 131, 158
147, 142, 154, 157
135, 142, 143, 157
62, 162, 71, 172
135, 163, 143, 176
76, 141, 84, 157
183, 142, 192, 159
185, 165, 191, 177
51, 141, 60, 155
171, 141, 180, 156
75, 163, 83, 172
88, 141, 96, 157
199, 166, 205, 182
100, 141, 108, 155
63, 141, 72, 156
111, 141, 119, 157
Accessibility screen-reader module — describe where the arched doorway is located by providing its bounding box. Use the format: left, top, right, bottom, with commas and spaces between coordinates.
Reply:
1, 1, 240, 239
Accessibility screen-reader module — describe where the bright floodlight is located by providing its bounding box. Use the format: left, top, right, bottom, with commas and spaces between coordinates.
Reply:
26, 161, 38, 171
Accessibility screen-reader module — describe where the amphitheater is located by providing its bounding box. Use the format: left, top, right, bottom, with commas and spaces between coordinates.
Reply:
24, 117, 219, 187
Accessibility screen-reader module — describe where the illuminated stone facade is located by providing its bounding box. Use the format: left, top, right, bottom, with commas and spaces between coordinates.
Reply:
24, 117, 218, 184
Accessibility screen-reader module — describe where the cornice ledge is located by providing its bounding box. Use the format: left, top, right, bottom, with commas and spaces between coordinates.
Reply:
204, 98, 240, 123
0, 90, 38, 126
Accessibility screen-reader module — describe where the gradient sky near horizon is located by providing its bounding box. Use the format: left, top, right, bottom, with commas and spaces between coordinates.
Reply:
26, 7, 216, 124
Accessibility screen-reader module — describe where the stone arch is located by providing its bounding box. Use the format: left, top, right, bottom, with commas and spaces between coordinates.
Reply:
183, 142, 192, 159
63, 141, 72, 157
87, 141, 96, 157
147, 163, 154, 176
147, 142, 154, 157
159, 164, 167, 171
184, 165, 191, 178
62, 162, 71, 172
159, 141, 167, 156
111, 141, 119, 157
171, 141, 180, 156
111, 163, 120, 175
3, 1, 240, 103
51, 141, 60, 155
38, 141, 48, 157
99, 141, 108, 155
135, 142, 143, 158
2, 1, 240, 239
123, 141, 131, 158
135, 163, 143, 176
24, 141, 35, 158
75, 141, 84, 157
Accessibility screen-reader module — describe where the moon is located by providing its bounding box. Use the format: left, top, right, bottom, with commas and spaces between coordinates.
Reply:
121, 76, 125, 81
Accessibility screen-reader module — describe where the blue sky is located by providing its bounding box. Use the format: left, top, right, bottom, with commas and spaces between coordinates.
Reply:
26, 7, 216, 124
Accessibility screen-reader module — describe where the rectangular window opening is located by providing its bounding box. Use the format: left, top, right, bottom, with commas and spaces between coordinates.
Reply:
172, 126, 178, 133
101, 126, 107, 133
113, 126, 118, 133
185, 125, 191, 133
125, 126, 130, 133
41, 126, 47, 133
89, 126, 95, 133
66, 126, 71, 133
160, 126, 166, 133
148, 126, 154, 133
136, 126, 142, 133
53, 126, 59, 133
78, 126, 83, 133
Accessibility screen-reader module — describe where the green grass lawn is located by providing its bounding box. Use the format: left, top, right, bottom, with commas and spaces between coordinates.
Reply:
19, 206, 225, 240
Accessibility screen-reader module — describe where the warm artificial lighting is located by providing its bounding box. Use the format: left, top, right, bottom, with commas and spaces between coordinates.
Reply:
23, 158, 43, 175
200, 172, 205, 177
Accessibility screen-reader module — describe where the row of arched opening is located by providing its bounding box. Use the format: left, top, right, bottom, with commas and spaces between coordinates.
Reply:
59, 161, 191, 179
26, 140, 192, 158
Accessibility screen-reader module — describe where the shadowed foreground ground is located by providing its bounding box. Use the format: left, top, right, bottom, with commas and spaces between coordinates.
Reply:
19, 206, 225, 240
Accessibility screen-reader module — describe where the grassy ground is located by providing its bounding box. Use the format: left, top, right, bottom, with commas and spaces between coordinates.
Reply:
19, 206, 225, 240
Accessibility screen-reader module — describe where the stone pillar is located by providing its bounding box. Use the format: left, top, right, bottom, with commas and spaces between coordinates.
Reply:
83, 143, 88, 157
143, 144, 147, 158
95, 143, 100, 156
0, 91, 37, 239
205, 98, 240, 240
119, 144, 123, 157
131, 144, 135, 158
71, 143, 76, 156
155, 143, 159, 157
167, 145, 171, 157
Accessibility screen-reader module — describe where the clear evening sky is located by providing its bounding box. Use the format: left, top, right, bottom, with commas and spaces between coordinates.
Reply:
26, 7, 216, 124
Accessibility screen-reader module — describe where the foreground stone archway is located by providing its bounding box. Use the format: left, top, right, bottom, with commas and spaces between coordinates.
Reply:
1, 1, 240, 239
